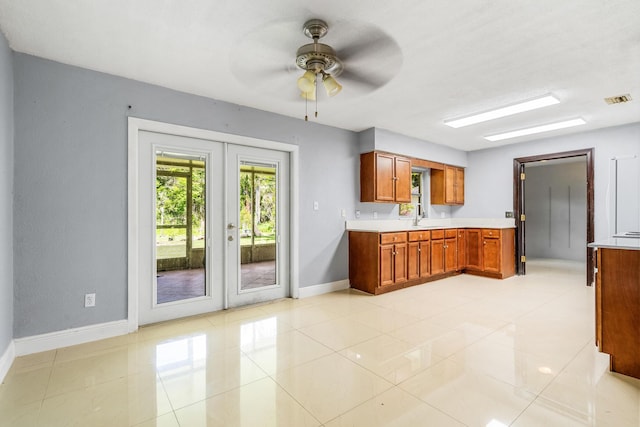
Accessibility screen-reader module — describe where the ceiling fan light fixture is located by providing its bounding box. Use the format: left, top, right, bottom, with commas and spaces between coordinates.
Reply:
297, 70, 316, 92
300, 89, 316, 101
323, 74, 342, 97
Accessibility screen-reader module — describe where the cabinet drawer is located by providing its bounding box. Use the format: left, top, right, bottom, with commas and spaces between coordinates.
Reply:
408, 230, 430, 241
482, 229, 500, 238
380, 232, 407, 244
445, 229, 457, 238
431, 229, 444, 239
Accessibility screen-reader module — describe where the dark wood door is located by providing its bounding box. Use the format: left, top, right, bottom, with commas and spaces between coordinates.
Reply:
407, 242, 420, 280
457, 229, 466, 270
445, 166, 456, 204
380, 244, 394, 286
444, 237, 457, 272
394, 157, 412, 203
483, 237, 501, 273
375, 153, 395, 202
394, 243, 408, 283
431, 239, 444, 275
466, 229, 483, 270
455, 168, 465, 204
419, 241, 431, 277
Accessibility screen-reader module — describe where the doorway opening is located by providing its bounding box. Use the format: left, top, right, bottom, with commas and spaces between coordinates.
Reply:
513, 148, 594, 285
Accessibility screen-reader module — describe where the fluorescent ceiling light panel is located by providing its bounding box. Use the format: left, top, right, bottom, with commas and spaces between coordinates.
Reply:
484, 118, 586, 142
444, 94, 560, 128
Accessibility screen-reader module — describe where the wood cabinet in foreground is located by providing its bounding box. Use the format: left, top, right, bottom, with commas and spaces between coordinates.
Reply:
595, 248, 640, 379
360, 152, 412, 203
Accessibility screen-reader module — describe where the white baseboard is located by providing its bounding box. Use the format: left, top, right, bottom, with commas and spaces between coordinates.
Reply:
0, 340, 15, 383
298, 279, 350, 298
14, 320, 129, 357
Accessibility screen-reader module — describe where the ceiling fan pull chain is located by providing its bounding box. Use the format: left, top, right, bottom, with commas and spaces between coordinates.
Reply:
315, 73, 318, 118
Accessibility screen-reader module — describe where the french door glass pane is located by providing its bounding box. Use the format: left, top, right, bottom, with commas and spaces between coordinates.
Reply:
155, 152, 207, 304
239, 162, 277, 290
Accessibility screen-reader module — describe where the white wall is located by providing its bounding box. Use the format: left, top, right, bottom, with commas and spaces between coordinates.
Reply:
525, 161, 587, 261
457, 123, 640, 242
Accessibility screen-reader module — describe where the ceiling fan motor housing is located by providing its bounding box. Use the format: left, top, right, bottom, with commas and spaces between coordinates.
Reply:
296, 19, 343, 75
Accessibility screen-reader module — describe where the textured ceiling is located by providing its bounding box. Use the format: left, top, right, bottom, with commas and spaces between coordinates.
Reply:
0, 0, 638, 151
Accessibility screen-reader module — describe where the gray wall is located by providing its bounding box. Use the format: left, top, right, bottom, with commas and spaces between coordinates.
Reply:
13, 53, 358, 338
0, 33, 13, 356
457, 123, 640, 243
524, 161, 587, 261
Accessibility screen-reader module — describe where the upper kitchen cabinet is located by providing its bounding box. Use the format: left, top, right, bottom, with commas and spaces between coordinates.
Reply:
431, 165, 464, 205
360, 151, 412, 203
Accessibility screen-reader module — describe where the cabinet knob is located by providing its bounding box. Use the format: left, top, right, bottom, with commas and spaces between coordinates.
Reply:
393, 237, 397, 241
418, 248, 421, 252
483, 241, 487, 245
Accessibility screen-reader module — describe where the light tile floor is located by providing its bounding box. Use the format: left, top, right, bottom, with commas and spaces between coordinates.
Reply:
2, 259, 639, 426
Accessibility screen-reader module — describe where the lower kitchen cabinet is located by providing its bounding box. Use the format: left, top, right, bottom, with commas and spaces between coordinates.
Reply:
408, 231, 430, 280
594, 247, 640, 379
465, 228, 515, 279
349, 227, 515, 295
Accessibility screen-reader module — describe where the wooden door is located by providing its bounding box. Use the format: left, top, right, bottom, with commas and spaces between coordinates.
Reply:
407, 242, 420, 280
431, 239, 444, 275
380, 244, 395, 286
375, 153, 395, 202
455, 168, 465, 204
466, 229, 483, 270
394, 157, 412, 203
394, 243, 408, 283
444, 237, 457, 272
419, 240, 431, 277
445, 166, 456, 204
483, 237, 501, 273
457, 229, 466, 270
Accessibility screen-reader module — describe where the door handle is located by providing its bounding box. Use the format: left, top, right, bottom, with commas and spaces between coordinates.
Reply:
227, 223, 236, 230
228, 235, 234, 241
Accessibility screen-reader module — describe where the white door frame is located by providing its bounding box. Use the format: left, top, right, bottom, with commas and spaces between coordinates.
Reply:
127, 117, 299, 332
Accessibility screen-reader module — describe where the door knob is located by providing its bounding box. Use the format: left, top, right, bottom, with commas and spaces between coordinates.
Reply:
227, 223, 236, 230
228, 235, 234, 241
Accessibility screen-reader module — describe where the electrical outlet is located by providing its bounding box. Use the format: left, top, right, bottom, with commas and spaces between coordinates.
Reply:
85, 293, 96, 308
341, 209, 346, 218
505, 211, 514, 218
373, 211, 378, 219
313, 201, 319, 211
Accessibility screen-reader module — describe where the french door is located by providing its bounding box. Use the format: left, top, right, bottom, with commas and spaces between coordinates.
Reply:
137, 131, 290, 325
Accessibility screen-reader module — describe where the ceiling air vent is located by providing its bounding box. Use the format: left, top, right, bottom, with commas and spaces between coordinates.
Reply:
604, 94, 632, 104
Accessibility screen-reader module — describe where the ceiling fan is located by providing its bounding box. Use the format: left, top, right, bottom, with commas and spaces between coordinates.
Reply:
230, 17, 402, 120
295, 19, 344, 104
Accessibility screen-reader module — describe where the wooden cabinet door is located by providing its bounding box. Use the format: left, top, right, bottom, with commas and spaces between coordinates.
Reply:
380, 244, 395, 286
375, 153, 395, 202
466, 229, 483, 270
394, 156, 412, 203
431, 239, 445, 275
455, 168, 465, 204
444, 236, 457, 272
457, 229, 466, 270
394, 243, 408, 283
444, 166, 456, 204
483, 238, 501, 273
419, 240, 431, 277
407, 242, 420, 280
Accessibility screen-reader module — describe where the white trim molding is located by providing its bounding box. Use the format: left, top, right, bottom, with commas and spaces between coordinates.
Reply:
13, 320, 129, 357
298, 279, 350, 298
0, 340, 15, 383
127, 117, 300, 330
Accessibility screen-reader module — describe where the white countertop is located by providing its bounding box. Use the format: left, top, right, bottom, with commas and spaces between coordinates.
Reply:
588, 238, 640, 251
346, 218, 516, 232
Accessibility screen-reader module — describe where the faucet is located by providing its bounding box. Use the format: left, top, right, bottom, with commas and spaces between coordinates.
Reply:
413, 203, 420, 226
